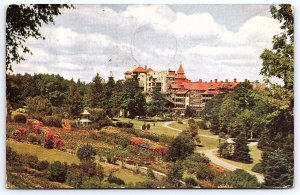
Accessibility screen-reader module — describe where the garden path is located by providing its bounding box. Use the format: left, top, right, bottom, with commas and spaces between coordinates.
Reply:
162, 120, 265, 183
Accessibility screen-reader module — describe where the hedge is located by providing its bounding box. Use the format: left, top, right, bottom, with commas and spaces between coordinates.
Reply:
13, 114, 27, 123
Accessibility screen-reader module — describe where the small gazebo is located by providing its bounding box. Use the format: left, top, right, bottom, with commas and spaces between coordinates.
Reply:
225, 138, 236, 156
77, 109, 92, 126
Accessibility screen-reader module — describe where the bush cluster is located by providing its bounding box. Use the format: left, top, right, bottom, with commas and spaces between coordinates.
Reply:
43, 115, 62, 127
184, 177, 198, 187
13, 114, 27, 123
115, 122, 134, 128
107, 173, 125, 185
196, 164, 216, 181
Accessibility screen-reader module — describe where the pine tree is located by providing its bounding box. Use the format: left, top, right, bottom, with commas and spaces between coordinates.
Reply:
111, 80, 123, 117
68, 79, 83, 118
263, 149, 293, 188
103, 76, 115, 117
232, 133, 252, 163
86, 73, 106, 108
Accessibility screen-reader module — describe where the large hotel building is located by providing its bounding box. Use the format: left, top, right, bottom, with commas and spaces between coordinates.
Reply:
124, 64, 265, 115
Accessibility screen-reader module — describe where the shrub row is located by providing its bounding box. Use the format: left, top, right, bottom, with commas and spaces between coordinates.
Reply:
6, 147, 109, 188
115, 122, 134, 128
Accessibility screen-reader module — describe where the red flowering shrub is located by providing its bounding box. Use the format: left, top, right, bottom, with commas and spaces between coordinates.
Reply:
18, 128, 26, 136
47, 131, 58, 137
26, 119, 44, 134
199, 179, 215, 188
32, 125, 42, 134
55, 138, 65, 150
13, 128, 26, 141
130, 137, 144, 146
152, 145, 167, 155
44, 130, 65, 150
209, 164, 225, 174
44, 134, 55, 149
26, 119, 44, 128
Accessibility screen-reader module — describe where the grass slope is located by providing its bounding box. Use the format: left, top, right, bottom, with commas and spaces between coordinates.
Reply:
7, 140, 148, 184
7, 140, 80, 164
118, 118, 179, 137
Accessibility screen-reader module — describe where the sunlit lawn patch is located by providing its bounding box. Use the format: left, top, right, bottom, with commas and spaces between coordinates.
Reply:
212, 145, 262, 171
196, 137, 220, 151
7, 140, 80, 164
7, 140, 149, 184
118, 117, 179, 137
168, 122, 187, 130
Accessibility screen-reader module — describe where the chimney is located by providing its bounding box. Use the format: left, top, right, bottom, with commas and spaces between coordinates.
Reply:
225, 79, 228, 82
199, 79, 202, 83
214, 79, 218, 83
145, 65, 147, 70
234, 78, 237, 83
210, 80, 212, 83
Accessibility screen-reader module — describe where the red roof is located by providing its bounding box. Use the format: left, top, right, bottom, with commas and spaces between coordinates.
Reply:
133, 66, 147, 73
125, 71, 131, 74
170, 79, 240, 95
177, 64, 185, 74
146, 68, 154, 73
175, 74, 186, 79
176, 90, 189, 94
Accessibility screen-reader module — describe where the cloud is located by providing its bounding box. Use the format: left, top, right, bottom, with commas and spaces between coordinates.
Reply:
14, 4, 282, 84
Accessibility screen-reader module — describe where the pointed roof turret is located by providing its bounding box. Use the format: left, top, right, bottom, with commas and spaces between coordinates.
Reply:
81, 109, 90, 115
177, 64, 185, 74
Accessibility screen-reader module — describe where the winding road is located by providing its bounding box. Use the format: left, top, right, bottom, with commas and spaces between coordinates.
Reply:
163, 120, 265, 183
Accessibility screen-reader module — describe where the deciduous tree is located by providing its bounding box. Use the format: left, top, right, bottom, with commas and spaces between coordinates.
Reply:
6, 4, 73, 71
165, 132, 195, 162
76, 144, 96, 162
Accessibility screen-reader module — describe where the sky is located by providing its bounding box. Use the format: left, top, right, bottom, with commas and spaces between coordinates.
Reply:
13, 4, 282, 83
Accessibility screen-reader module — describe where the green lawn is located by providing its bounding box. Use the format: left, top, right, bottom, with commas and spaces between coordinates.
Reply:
7, 140, 80, 164
212, 145, 262, 172
198, 129, 217, 137
100, 162, 149, 184
150, 126, 180, 137
168, 122, 187, 130
7, 140, 148, 184
196, 137, 220, 151
117, 118, 180, 137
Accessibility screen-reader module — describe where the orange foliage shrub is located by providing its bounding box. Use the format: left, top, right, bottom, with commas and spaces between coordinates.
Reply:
199, 179, 215, 188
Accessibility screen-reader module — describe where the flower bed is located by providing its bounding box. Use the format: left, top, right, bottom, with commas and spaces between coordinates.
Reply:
130, 137, 167, 155
209, 163, 225, 174
10, 119, 66, 151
